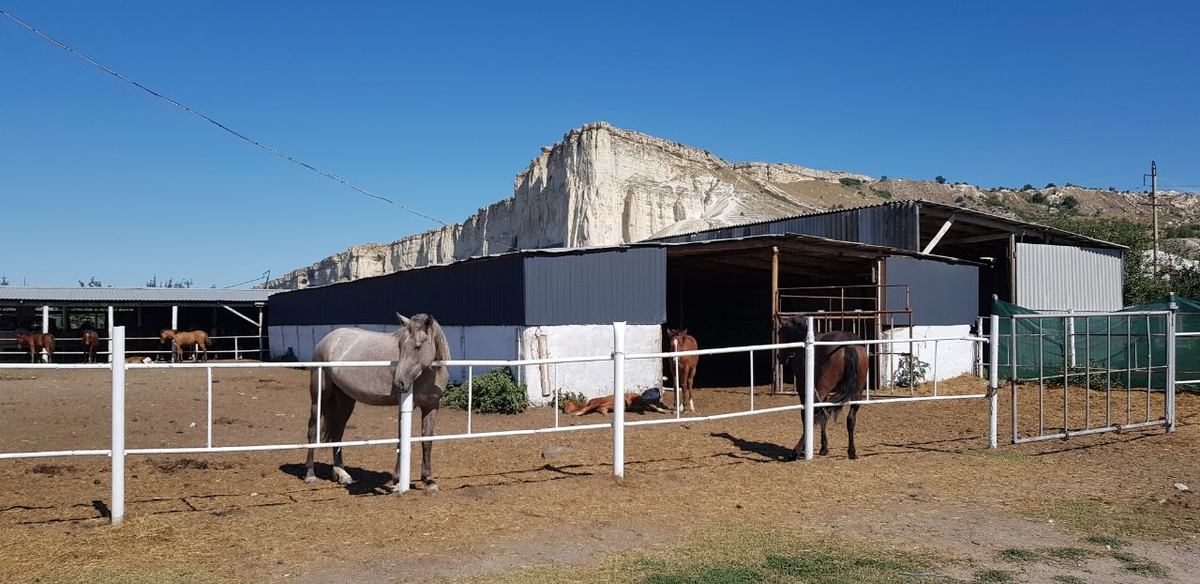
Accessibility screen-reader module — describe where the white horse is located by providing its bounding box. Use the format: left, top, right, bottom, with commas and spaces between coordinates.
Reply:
303, 313, 450, 492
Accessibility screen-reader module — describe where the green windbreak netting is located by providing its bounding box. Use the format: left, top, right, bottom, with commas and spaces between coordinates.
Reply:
992, 295, 1200, 389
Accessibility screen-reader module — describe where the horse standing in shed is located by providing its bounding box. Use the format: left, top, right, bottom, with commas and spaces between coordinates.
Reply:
81, 329, 100, 363
15, 332, 55, 363
777, 316, 869, 459
160, 329, 211, 362
304, 313, 450, 493
666, 328, 699, 413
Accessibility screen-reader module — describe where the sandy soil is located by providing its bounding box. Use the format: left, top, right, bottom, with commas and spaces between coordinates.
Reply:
0, 366, 1196, 583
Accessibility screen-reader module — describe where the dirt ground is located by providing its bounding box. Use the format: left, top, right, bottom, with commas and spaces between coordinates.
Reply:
0, 365, 1197, 583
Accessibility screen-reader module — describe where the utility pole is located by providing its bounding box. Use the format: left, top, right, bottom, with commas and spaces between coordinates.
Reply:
1151, 160, 1159, 275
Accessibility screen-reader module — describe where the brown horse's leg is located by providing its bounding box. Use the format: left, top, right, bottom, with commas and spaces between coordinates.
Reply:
817, 408, 829, 456
846, 404, 860, 460
328, 390, 356, 485
419, 405, 440, 492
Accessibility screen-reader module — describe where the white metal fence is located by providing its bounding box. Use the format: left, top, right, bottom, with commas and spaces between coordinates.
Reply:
0, 318, 1005, 525
0, 333, 267, 361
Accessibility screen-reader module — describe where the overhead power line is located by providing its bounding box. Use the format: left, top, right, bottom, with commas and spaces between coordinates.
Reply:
0, 10, 449, 228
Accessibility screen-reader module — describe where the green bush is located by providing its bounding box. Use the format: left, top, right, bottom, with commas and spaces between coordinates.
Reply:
935, 175, 947, 184
442, 367, 529, 414
1022, 184, 1034, 191
894, 354, 930, 387
1058, 195, 1080, 212
838, 177, 863, 187
874, 189, 893, 199
1030, 192, 1048, 205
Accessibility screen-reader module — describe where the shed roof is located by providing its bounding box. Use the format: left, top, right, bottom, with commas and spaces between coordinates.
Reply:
0, 287, 276, 304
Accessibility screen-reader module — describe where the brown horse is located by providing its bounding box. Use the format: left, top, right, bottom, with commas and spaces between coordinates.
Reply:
160, 329, 210, 362
777, 316, 868, 459
666, 328, 699, 412
15, 332, 55, 363
81, 329, 100, 363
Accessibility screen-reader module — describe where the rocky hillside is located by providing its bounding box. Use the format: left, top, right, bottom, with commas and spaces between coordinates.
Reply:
266, 122, 1199, 289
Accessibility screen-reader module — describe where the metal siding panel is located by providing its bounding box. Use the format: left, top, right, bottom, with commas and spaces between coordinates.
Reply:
524, 248, 665, 325
885, 256, 979, 325
1016, 243, 1123, 311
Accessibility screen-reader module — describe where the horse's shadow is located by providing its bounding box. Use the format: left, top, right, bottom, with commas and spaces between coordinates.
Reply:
278, 463, 395, 495
710, 432, 794, 461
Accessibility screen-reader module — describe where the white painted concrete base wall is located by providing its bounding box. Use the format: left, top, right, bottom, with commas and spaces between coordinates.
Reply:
269, 323, 661, 406
880, 325, 976, 384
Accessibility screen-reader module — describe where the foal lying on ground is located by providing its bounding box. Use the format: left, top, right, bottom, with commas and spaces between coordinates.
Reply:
564, 389, 672, 416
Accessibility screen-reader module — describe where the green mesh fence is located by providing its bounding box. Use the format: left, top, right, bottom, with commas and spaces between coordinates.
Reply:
992, 295, 1200, 390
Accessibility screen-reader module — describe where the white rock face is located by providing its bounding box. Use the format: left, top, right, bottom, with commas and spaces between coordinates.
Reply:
266, 122, 868, 289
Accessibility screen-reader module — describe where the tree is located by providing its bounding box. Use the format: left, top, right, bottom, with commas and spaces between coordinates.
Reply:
1045, 182, 1057, 189
935, 175, 947, 184
1021, 184, 1034, 191
78, 277, 102, 287
0, 275, 8, 286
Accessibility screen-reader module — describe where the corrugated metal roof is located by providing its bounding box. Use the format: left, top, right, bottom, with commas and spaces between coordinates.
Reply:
649, 199, 1126, 250
0, 287, 276, 303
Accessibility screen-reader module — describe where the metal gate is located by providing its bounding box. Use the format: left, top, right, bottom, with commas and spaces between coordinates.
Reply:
1007, 309, 1177, 443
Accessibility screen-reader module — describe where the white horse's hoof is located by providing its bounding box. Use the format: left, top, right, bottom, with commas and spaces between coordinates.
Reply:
423, 482, 440, 494
391, 483, 407, 493
333, 468, 354, 485
303, 475, 317, 484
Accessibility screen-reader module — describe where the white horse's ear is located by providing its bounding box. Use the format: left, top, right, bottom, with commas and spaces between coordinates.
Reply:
396, 312, 411, 327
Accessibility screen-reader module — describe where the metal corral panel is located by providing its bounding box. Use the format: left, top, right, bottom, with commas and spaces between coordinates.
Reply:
1016, 243, 1123, 311
269, 255, 526, 326
656, 201, 920, 250
885, 256, 979, 326
523, 247, 666, 325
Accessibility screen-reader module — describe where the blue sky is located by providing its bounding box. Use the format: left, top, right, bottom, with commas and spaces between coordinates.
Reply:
2, 1, 1197, 288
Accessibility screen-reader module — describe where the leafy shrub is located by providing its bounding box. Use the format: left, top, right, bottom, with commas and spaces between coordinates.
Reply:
1030, 192, 1048, 205
894, 354, 930, 387
879, 174, 888, 180
552, 389, 587, 411
935, 175, 947, 184
1058, 195, 1080, 212
1045, 182, 1057, 189
442, 367, 529, 414
1021, 184, 1034, 191
983, 194, 1006, 207
874, 189, 893, 199
838, 177, 863, 187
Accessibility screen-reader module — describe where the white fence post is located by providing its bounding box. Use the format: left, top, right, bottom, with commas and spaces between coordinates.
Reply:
612, 321, 626, 478
111, 326, 126, 524
989, 315, 999, 448
1166, 304, 1177, 433
398, 386, 414, 493
803, 317, 815, 461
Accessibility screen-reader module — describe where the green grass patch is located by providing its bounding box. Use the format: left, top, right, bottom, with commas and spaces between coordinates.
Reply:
973, 569, 1016, 583
460, 526, 942, 584
28, 568, 236, 584
1084, 534, 1129, 549
997, 548, 1040, 562
1028, 498, 1184, 538
1042, 547, 1094, 562
1112, 553, 1168, 578
1050, 576, 1087, 584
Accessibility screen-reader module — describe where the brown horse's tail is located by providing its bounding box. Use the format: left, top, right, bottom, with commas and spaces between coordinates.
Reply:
824, 345, 863, 423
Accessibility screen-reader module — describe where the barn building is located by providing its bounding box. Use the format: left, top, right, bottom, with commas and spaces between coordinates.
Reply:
0, 287, 276, 362
266, 200, 1125, 403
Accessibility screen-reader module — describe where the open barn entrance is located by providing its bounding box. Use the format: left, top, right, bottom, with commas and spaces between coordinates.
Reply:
662, 236, 885, 389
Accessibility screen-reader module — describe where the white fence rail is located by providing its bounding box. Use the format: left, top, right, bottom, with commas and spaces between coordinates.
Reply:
0, 318, 1006, 525
0, 334, 267, 361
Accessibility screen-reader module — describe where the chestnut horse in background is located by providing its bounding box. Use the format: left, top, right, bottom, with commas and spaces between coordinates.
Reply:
665, 328, 699, 413
777, 315, 869, 459
160, 329, 211, 362
15, 332, 55, 363
81, 329, 100, 363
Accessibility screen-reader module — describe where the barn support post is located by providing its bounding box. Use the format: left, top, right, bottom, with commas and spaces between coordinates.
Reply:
1166, 303, 1177, 432
106, 305, 114, 348
612, 321, 626, 478
256, 303, 264, 358
110, 326, 126, 524
41, 305, 49, 334
802, 316, 815, 461
771, 246, 782, 394
171, 306, 178, 330
397, 385, 414, 494
988, 315, 999, 448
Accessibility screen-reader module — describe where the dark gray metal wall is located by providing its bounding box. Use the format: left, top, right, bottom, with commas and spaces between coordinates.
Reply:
655, 201, 920, 250
269, 247, 667, 327
885, 256, 979, 326
269, 255, 526, 326
524, 247, 665, 325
